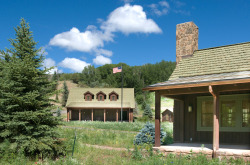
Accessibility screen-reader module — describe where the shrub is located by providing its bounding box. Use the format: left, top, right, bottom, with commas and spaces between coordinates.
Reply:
143, 104, 153, 119
134, 122, 166, 145
136, 116, 150, 122
163, 134, 173, 145
136, 94, 144, 104
141, 101, 147, 110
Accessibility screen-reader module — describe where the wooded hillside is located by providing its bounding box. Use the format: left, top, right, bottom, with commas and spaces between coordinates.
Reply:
57, 60, 175, 96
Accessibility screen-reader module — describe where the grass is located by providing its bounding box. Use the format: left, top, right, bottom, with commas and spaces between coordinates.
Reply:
1, 144, 247, 165
64, 121, 173, 133
60, 127, 136, 148
0, 121, 248, 165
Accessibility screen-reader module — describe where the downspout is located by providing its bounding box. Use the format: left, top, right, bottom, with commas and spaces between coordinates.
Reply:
209, 85, 220, 158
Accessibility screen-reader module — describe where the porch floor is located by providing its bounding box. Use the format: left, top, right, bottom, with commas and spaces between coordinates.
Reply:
153, 143, 250, 160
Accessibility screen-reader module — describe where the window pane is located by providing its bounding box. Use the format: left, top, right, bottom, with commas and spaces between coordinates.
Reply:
242, 99, 250, 127
100, 96, 102, 100
221, 100, 236, 127
201, 100, 213, 127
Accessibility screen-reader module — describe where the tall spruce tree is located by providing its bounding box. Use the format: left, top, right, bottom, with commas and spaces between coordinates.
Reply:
143, 104, 153, 119
0, 19, 65, 157
61, 81, 69, 107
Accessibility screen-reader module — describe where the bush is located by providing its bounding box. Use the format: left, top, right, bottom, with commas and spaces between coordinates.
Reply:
136, 116, 150, 122
163, 134, 173, 145
141, 101, 147, 110
134, 122, 166, 145
136, 94, 144, 104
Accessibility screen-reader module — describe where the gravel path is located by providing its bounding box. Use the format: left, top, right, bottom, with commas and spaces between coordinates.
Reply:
84, 144, 132, 151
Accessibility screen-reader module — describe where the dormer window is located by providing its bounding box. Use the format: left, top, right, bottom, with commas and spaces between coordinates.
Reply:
109, 91, 119, 101
84, 91, 94, 101
96, 91, 106, 101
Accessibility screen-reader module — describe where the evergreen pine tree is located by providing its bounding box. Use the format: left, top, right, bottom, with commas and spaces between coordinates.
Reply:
143, 104, 153, 119
61, 81, 69, 107
0, 19, 65, 157
51, 71, 58, 91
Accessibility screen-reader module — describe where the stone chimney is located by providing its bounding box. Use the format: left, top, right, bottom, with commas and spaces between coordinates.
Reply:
176, 22, 198, 64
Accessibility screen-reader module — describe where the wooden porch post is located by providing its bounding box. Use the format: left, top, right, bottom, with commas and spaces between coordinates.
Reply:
104, 109, 106, 122
67, 109, 69, 122
131, 109, 133, 122
91, 109, 94, 121
155, 91, 161, 147
209, 86, 220, 157
79, 110, 81, 121
128, 109, 131, 122
116, 109, 118, 122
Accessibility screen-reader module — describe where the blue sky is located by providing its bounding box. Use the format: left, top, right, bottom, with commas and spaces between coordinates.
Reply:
0, 0, 249, 73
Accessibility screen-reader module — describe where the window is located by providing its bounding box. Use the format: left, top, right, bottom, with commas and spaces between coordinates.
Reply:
242, 99, 250, 127
84, 91, 94, 101
109, 91, 119, 101
221, 100, 236, 127
197, 94, 250, 132
201, 100, 213, 127
99, 95, 103, 101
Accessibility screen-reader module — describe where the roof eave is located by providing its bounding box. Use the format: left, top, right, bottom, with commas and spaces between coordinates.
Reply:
143, 78, 250, 91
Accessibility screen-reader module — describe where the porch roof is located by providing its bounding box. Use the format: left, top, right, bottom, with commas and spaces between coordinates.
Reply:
144, 71, 250, 90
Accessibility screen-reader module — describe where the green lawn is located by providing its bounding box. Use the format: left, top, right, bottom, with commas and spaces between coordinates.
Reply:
0, 121, 247, 165
64, 121, 173, 133
60, 127, 136, 148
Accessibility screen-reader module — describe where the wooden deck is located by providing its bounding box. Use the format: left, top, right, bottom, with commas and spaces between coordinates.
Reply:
153, 143, 250, 161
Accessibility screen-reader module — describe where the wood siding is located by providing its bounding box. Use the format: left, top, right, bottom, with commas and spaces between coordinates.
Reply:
173, 93, 250, 145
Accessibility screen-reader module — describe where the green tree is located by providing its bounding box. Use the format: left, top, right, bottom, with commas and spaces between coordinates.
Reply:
143, 104, 153, 119
51, 71, 58, 91
80, 65, 101, 87
0, 19, 64, 157
62, 81, 69, 107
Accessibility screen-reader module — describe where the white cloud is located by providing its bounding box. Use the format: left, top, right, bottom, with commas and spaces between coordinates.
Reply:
93, 55, 112, 65
38, 47, 48, 56
49, 27, 112, 52
49, 4, 161, 63
59, 57, 90, 72
95, 49, 113, 57
101, 4, 162, 34
43, 58, 59, 74
149, 1, 170, 16
43, 58, 56, 68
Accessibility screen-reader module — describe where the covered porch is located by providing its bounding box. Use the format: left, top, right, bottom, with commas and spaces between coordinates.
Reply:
66, 108, 133, 122
150, 80, 250, 159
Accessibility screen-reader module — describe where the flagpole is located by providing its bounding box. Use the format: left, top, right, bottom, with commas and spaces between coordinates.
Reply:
121, 64, 123, 122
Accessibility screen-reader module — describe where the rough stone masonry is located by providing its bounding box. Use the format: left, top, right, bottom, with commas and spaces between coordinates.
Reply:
176, 21, 199, 64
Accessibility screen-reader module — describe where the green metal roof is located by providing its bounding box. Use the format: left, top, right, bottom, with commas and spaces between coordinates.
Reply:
66, 88, 135, 109
170, 42, 250, 80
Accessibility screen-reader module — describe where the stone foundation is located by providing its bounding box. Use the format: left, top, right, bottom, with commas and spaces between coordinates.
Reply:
216, 149, 250, 162
153, 146, 250, 162
153, 146, 212, 159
